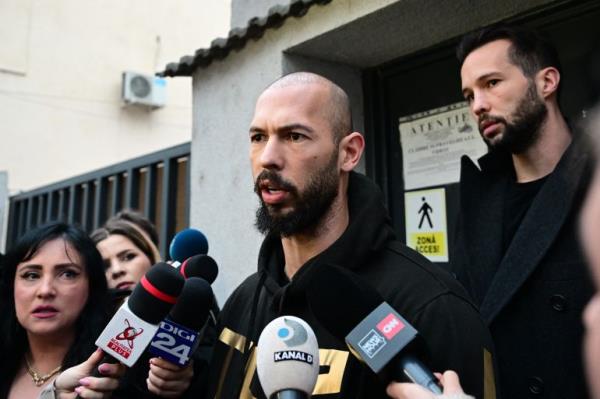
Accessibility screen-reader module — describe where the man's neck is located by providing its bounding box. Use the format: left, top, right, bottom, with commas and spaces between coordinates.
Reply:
281, 193, 350, 279
512, 108, 572, 183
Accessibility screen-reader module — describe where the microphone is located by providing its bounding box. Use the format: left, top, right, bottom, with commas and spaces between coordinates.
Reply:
148, 277, 214, 366
94, 262, 185, 367
256, 316, 320, 399
305, 264, 442, 394
177, 254, 218, 284
169, 228, 209, 263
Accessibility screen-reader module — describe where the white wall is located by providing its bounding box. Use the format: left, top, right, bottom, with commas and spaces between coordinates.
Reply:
0, 0, 231, 193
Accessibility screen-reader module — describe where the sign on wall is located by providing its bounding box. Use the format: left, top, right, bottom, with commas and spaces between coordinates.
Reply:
398, 102, 487, 190
404, 188, 448, 262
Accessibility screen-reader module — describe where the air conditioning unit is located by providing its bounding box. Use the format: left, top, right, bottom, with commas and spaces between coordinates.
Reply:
122, 71, 166, 108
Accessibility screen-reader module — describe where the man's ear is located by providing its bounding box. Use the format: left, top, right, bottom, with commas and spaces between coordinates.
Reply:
537, 66, 560, 99
338, 132, 365, 172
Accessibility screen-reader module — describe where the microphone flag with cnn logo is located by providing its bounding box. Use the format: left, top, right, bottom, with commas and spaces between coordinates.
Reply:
345, 302, 418, 373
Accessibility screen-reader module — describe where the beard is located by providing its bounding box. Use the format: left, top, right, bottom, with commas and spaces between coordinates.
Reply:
254, 153, 340, 238
478, 82, 548, 154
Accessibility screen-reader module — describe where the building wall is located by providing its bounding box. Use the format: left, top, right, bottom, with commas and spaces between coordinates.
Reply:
0, 0, 231, 194
189, 0, 560, 303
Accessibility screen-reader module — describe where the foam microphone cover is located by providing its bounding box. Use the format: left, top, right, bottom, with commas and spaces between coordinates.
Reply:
306, 263, 382, 338
178, 254, 218, 284
129, 262, 185, 324
257, 316, 320, 398
169, 228, 209, 262
169, 277, 214, 331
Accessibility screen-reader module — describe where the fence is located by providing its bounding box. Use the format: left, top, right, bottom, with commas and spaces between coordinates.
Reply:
6, 142, 190, 257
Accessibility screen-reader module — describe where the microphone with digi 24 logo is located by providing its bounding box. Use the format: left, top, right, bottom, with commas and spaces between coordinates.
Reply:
256, 316, 320, 399
306, 264, 442, 394
148, 277, 214, 366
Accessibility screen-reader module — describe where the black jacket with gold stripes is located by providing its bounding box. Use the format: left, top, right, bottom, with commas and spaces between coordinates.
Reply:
205, 172, 497, 399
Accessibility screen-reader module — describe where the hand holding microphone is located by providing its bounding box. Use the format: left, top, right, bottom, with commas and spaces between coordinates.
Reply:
257, 316, 320, 399
50, 349, 125, 398
305, 264, 442, 394
72, 262, 183, 399
147, 277, 214, 397
386, 371, 474, 399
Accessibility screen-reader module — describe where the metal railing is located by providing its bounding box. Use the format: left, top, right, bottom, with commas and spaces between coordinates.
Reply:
6, 142, 190, 257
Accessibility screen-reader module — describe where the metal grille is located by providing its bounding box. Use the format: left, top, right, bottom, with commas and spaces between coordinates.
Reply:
6, 143, 190, 257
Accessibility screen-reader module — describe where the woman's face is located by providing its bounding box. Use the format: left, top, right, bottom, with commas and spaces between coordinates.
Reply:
97, 234, 153, 290
14, 238, 89, 339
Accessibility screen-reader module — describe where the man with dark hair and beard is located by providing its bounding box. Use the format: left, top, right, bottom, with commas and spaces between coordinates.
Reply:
202, 72, 496, 399
452, 24, 594, 398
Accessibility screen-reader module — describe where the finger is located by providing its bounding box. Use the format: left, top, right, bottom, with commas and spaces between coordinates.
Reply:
440, 370, 465, 395
148, 362, 192, 380
147, 378, 184, 399
149, 357, 182, 372
386, 382, 434, 399
97, 362, 125, 378
147, 370, 190, 392
78, 376, 120, 393
74, 385, 109, 399
80, 349, 105, 374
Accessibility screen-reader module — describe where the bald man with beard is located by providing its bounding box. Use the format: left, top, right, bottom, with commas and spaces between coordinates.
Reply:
203, 72, 495, 399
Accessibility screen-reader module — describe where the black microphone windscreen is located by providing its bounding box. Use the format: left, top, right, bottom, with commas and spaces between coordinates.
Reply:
169, 277, 213, 331
128, 262, 185, 324
306, 263, 382, 339
178, 254, 218, 284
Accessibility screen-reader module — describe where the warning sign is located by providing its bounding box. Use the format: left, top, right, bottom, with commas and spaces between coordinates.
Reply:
404, 188, 448, 262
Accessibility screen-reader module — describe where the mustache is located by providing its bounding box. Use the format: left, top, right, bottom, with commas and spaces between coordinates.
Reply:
478, 114, 507, 132
254, 170, 297, 195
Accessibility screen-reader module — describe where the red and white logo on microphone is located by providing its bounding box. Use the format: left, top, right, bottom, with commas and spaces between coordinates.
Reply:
107, 319, 144, 359
376, 313, 404, 340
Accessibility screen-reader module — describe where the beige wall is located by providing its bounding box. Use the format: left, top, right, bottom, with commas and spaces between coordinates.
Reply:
0, 0, 231, 193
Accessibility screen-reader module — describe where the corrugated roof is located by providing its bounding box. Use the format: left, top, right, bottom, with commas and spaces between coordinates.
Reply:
158, 0, 333, 77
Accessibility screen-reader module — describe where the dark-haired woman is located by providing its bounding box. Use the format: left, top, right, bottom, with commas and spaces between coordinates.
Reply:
0, 222, 111, 398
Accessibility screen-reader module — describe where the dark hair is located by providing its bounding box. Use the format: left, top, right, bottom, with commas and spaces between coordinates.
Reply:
91, 219, 159, 265
456, 24, 562, 80
0, 222, 110, 396
109, 209, 159, 246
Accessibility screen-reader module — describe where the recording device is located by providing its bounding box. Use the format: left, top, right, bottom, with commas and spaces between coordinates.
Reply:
169, 228, 209, 263
177, 254, 218, 284
256, 316, 320, 399
306, 264, 442, 394
94, 262, 185, 367
149, 277, 214, 366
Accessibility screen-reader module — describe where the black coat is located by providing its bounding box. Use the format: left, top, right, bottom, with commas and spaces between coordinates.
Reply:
452, 140, 594, 398
205, 172, 496, 399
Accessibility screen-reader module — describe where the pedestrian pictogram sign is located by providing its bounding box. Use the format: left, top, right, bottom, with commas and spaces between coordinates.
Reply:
404, 188, 448, 262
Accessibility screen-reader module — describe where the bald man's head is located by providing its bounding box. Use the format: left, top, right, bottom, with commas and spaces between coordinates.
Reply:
263, 72, 352, 145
